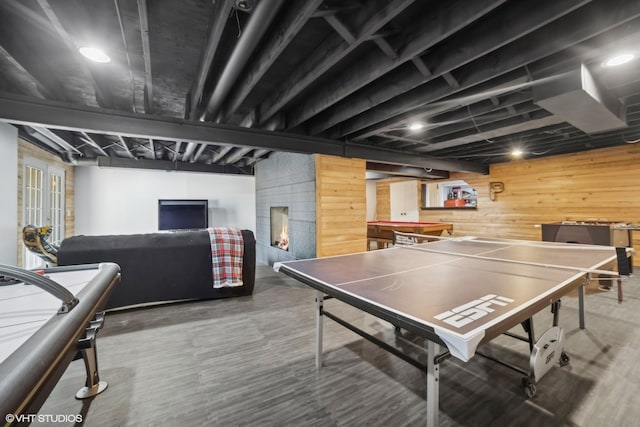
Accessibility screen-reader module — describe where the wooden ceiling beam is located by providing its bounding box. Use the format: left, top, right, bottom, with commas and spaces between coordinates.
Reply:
308, 0, 589, 136
137, 0, 153, 113
0, 43, 49, 99
418, 112, 566, 153
343, 0, 640, 140
117, 135, 136, 159
288, 0, 507, 130
0, 1, 74, 103
252, 0, 415, 127
324, 15, 356, 44
36, 0, 117, 109
79, 131, 110, 157
30, 126, 82, 155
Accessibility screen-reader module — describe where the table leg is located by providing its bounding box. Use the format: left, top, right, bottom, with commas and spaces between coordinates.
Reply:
75, 328, 108, 399
315, 291, 324, 369
426, 340, 440, 427
578, 284, 585, 329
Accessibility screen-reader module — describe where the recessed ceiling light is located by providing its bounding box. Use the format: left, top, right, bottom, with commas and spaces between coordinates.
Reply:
79, 46, 111, 63
603, 53, 635, 67
407, 122, 425, 131
511, 149, 523, 157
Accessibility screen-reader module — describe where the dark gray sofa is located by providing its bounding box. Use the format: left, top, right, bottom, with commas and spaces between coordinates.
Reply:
57, 229, 255, 310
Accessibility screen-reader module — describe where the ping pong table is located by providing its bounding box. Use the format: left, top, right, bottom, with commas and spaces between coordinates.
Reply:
0, 263, 120, 425
274, 236, 628, 426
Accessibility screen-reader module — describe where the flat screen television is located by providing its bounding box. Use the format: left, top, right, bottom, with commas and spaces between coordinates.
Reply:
158, 199, 209, 231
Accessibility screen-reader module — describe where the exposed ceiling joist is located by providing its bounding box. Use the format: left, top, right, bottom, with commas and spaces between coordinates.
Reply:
117, 135, 136, 159
251, 0, 415, 127
1, 1, 639, 172
36, 0, 116, 109
137, 0, 153, 113
287, 0, 507, 130
342, 0, 640, 139
30, 126, 82, 155
79, 131, 109, 157
0, 95, 485, 173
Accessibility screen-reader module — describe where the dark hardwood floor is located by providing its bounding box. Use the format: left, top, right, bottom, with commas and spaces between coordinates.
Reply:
38, 265, 640, 426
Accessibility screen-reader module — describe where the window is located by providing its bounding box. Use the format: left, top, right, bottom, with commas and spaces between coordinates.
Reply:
22, 157, 65, 268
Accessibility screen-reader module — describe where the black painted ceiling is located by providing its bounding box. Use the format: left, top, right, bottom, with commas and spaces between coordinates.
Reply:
0, 0, 639, 178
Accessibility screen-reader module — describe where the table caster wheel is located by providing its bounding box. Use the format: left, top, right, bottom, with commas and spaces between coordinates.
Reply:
559, 352, 570, 366
522, 376, 536, 398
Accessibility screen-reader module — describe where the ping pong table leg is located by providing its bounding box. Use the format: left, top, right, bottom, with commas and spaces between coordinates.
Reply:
315, 291, 324, 369
426, 340, 440, 427
578, 284, 585, 329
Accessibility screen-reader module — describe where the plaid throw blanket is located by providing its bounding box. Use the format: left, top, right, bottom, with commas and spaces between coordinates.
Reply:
207, 227, 244, 288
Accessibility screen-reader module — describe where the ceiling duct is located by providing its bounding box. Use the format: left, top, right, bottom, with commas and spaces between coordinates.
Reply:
533, 64, 627, 134
201, 0, 284, 121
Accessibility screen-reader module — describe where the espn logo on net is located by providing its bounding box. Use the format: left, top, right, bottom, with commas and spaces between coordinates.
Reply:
434, 294, 515, 328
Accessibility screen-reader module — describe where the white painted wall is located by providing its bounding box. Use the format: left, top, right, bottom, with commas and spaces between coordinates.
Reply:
74, 166, 256, 235
0, 123, 18, 264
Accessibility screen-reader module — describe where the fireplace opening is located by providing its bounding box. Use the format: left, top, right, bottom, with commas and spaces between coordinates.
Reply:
270, 206, 289, 251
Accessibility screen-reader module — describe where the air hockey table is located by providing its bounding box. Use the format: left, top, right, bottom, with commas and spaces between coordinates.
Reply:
0, 263, 120, 425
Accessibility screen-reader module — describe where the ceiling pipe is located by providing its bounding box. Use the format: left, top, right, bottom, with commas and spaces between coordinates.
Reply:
188, 0, 235, 120
191, 143, 208, 162
200, 0, 285, 122
181, 141, 199, 161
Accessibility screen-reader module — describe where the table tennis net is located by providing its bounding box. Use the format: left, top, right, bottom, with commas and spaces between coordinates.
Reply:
392, 231, 632, 277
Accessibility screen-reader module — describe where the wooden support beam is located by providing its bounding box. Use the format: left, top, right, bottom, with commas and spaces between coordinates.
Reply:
137, 0, 153, 113
324, 15, 356, 44
341, 0, 638, 139
252, 0, 415, 126
288, 0, 506, 129
308, 0, 590, 136
117, 135, 136, 159
36, 0, 116, 109
79, 131, 109, 157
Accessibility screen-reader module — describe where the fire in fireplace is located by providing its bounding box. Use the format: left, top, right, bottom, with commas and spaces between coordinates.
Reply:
270, 206, 289, 251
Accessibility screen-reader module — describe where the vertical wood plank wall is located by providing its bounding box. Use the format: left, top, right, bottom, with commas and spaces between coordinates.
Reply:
376, 144, 640, 262
17, 138, 75, 266
315, 155, 367, 257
